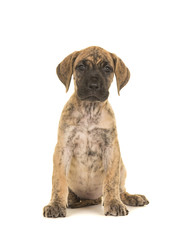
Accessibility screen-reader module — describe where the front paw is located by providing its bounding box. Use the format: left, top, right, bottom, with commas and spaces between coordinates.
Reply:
120, 192, 149, 206
104, 199, 129, 216
43, 203, 66, 218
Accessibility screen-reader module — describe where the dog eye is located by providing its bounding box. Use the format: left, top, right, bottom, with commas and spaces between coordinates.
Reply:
104, 65, 112, 73
77, 64, 86, 71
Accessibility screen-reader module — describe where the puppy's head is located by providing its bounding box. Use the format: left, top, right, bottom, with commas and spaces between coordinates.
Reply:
56, 46, 130, 102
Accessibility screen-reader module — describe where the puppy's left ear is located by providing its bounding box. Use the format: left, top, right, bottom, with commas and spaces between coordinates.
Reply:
111, 53, 130, 95
56, 51, 80, 92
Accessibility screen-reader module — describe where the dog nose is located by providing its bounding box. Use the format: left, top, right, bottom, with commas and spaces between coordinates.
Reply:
88, 82, 99, 90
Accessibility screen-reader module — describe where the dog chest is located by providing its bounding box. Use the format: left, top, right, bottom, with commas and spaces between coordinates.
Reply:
66, 127, 114, 199
72, 127, 115, 158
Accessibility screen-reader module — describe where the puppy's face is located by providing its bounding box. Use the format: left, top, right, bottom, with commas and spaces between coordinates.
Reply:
73, 48, 114, 102
56, 46, 130, 101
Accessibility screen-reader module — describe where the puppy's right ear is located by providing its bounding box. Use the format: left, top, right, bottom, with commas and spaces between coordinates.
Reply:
56, 51, 80, 92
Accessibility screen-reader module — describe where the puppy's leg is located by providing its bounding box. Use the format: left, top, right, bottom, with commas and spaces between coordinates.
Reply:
43, 144, 71, 218
68, 188, 81, 206
119, 161, 149, 206
103, 140, 128, 216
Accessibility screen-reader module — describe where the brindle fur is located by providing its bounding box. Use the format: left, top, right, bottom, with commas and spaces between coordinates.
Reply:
43, 46, 149, 218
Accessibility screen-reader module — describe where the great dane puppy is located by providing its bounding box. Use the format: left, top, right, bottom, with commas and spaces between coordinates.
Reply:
43, 46, 149, 217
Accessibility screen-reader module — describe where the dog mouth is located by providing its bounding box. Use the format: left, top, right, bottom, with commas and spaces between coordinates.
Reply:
77, 92, 109, 102
82, 96, 100, 101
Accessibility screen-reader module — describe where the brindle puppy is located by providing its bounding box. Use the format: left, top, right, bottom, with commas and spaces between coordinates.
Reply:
43, 46, 149, 217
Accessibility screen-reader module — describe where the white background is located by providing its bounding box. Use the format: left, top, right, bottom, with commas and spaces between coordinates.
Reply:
0, 0, 192, 239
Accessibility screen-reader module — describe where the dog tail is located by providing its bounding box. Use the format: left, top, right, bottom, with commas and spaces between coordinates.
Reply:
68, 188, 102, 208
68, 198, 102, 208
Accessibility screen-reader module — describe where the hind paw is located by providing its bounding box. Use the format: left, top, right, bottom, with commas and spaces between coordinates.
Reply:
120, 192, 149, 206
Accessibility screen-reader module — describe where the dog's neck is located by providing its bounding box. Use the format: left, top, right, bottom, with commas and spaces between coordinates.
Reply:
71, 93, 108, 119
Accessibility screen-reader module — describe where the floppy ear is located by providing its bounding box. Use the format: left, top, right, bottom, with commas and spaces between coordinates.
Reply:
111, 53, 130, 95
56, 51, 80, 92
